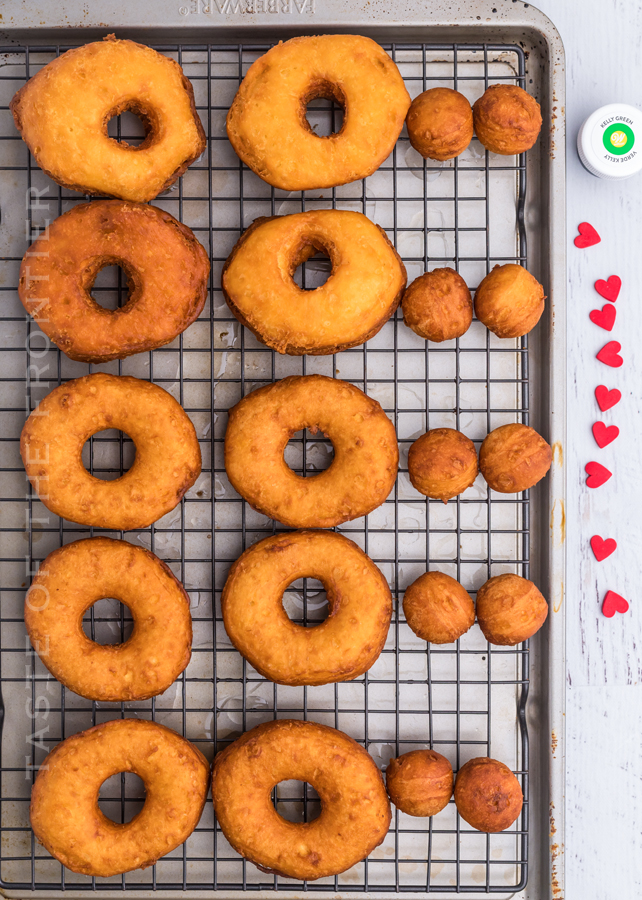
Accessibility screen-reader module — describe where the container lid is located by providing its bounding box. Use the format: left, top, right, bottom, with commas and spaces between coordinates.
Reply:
577, 103, 642, 179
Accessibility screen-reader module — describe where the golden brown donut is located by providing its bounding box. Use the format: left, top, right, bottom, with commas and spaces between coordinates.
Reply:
479, 423, 552, 493
474, 264, 546, 338
19, 200, 209, 363
403, 572, 475, 644
408, 428, 478, 501
211, 719, 391, 880
21, 373, 201, 530
224, 375, 398, 528
31, 719, 210, 877
473, 84, 542, 155
222, 210, 406, 356
406, 88, 473, 160
226, 35, 410, 191
222, 531, 391, 686
476, 573, 548, 646
25, 537, 192, 701
454, 757, 523, 832
386, 750, 454, 817
402, 267, 472, 342
10, 36, 205, 202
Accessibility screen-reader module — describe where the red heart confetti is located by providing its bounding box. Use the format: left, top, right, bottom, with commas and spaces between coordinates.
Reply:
602, 590, 629, 618
590, 535, 617, 562
595, 275, 621, 302
585, 461, 612, 488
592, 421, 619, 448
596, 341, 623, 368
589, 304, 616, 331
595, 385, 621, 411
574, 222, 601, 248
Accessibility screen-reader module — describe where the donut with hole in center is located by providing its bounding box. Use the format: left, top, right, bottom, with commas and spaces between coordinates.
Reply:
224, 375, 398, 528
222, 210, 406, 356
19, 200, 209, 363
226, 34, 411, 191
20, 373, 201, 530
30, 719, 210, 877
10, 35, 205, 202
211, 719, 391, 880
25, 537, 192, 701
222, 530, 392, 686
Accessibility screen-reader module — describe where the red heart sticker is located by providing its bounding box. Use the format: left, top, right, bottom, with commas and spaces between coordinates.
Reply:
595, 275, 621, 302
574, 222, 601, 248
602, 590, 629, 618
589, 304, 616, 331
590, 535, 617, 562
592, 421, 619, 448
585, 461, 612, 488
596, 341, 623, 367
595, 385, 621, 411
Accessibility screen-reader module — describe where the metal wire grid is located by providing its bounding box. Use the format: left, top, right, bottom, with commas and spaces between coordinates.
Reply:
0, 40, 533, 893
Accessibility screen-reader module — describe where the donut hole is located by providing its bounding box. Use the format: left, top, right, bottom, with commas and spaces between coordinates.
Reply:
292, 249, 333, 291
283, 428, 334, 475
82, 598, 134, 645
302, 81, 346, 138
89, 263, 135, 311
273, 779, 322, 823
283, 577, 329, 626
106, 104, 154, 149
82, 429, 136, 480
98, 771, 146, 824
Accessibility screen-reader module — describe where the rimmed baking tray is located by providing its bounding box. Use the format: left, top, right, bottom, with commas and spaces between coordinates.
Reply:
0, 2, 565, 898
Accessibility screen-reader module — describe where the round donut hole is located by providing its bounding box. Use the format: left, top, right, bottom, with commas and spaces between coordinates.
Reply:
90, 263, 133, 311
292, 249, 333, 291
274, 779, 322, 823
98, 771, 146, 824
305, 96, 344, 138
283, 428, 335, 475
282, 578, 329, 626
82, 598, 134, 645
106, 109, 148, 147
82, 429, 136, 481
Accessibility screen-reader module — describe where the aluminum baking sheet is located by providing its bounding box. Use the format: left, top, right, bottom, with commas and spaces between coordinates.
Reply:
0, 3, 566, 899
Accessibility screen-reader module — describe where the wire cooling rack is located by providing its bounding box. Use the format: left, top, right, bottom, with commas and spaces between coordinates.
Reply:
0, 40, 532, 894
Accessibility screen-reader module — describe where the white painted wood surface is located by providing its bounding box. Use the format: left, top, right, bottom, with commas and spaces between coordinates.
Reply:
532, 1, 642, 896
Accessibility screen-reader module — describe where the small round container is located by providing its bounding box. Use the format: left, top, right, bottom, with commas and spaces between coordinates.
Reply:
577, 103, 642, 179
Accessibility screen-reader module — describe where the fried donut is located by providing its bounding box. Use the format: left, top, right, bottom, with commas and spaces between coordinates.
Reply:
479, 423, 552, 493
31, 719, 210, 876
406, 88, 473, 161
225, 375, 398, 528
21, 373, 201, 530
408, 428, 478, 501
25, 537, 192, 701
454, 757, 523, 832
211, 719, 391, 880
11, 36, 205, 203
386, 750, 454, 817
403, 571, 475, 645
226, 35, 411, 191
402, 267, 473, 342
19, 201, 209, 363
222, 211, 406, 356
222, 531, 391, 686
474, 264, 546, 338
473, 84, 542, 155
476, 573, 548, 646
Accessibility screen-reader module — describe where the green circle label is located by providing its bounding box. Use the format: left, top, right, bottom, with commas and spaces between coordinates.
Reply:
603, 122, 635, 155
